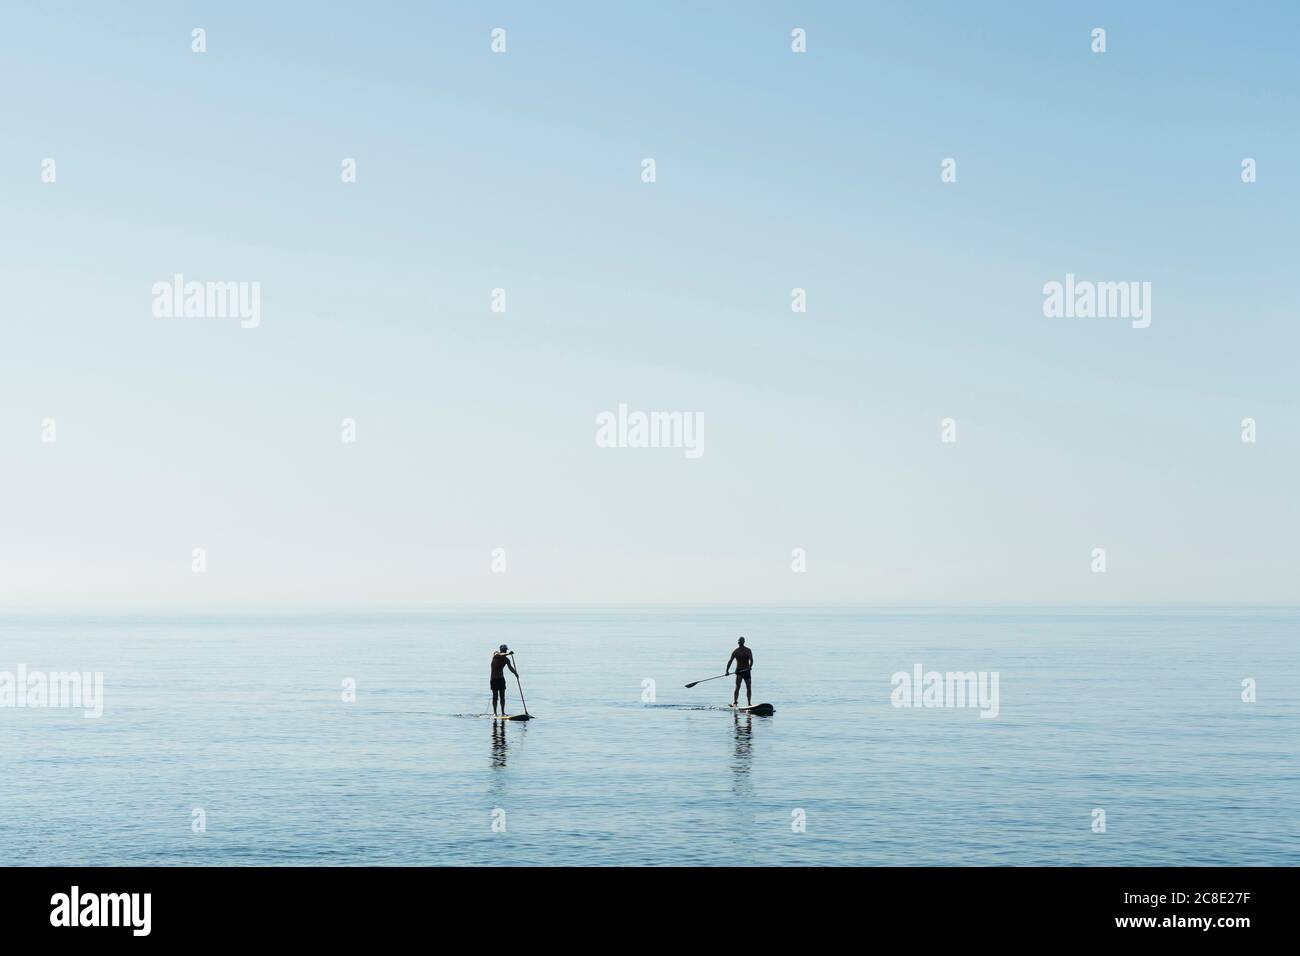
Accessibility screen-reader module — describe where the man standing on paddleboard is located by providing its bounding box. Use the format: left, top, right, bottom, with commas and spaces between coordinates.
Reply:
491, 645, 518, 717
725, 637, 754, 707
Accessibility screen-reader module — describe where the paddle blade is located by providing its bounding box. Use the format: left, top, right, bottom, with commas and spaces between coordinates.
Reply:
684, 682, 699, 688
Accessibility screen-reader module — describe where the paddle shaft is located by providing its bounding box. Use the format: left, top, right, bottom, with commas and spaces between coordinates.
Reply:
685, 668, 750, 688
509, 652, 529, 716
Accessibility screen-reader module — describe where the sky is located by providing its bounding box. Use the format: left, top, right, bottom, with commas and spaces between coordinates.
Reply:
2, 1, 1298, 607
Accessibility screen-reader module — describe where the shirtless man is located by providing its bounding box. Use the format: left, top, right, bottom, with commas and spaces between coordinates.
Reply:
490, 644, 518, 716
725, 637, 754, 707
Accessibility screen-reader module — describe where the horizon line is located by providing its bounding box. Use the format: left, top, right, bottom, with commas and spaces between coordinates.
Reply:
3, 601, 1298, 616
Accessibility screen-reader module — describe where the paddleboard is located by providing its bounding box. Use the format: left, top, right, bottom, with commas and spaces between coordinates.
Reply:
730, 703, 775, 716
484, 714, 533, 721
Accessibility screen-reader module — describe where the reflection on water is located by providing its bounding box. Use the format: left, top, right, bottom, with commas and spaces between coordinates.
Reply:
490, 719, 508, 768
731, 713, 754, 797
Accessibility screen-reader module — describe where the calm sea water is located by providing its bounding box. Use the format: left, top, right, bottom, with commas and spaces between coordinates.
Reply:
1, 607, 1296, 866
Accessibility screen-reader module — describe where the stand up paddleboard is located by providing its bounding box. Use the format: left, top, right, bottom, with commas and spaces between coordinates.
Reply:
730, 703, 775, 716
484, 714, 533, 721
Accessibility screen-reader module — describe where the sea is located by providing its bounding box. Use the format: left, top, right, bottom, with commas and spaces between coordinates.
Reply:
1, 606, 1296, 866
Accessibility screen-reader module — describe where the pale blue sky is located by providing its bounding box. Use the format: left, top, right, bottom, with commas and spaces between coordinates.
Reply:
2, 2, 1297, 606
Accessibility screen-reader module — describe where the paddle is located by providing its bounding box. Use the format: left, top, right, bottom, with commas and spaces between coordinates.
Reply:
685, 669, 749, 689
508, 652, 532, 719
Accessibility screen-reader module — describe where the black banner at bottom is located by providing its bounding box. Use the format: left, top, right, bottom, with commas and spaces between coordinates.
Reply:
0, 866, 1283, 941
